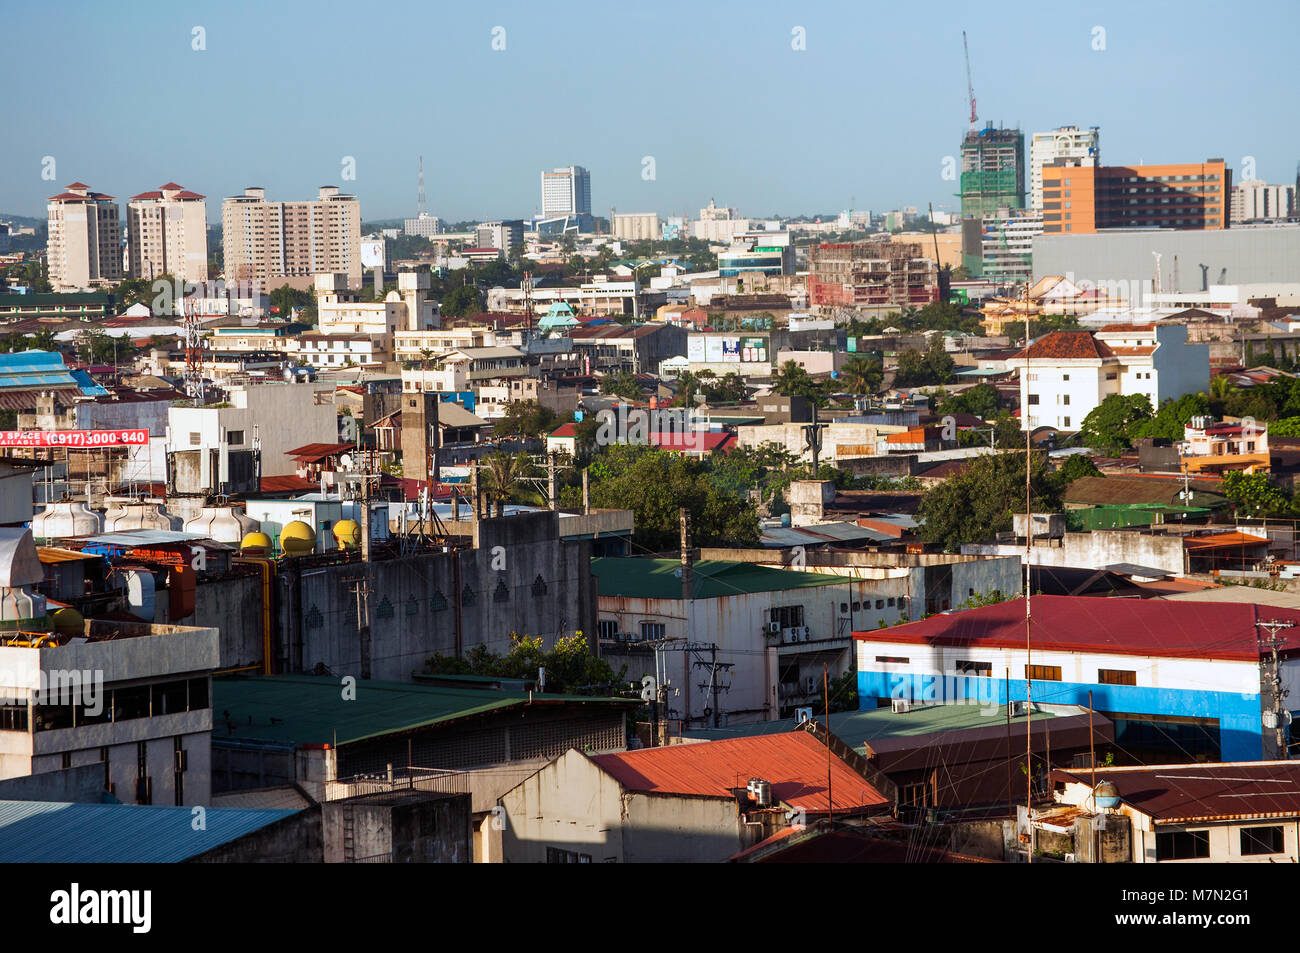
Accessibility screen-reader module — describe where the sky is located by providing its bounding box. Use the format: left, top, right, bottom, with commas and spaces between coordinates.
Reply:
2, 0, 1298, 224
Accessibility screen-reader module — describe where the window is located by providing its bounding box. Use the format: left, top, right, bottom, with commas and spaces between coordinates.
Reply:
189, 432, 201, 446
1027, 394, 1040, 405
1156, 830, 1210, 861
875, 599, 884, 610
875, 656, 909, 664
956, 660, 992, 676
598, 619, 618, 640
1062, 417, 1071, 428
1061, 395, 1070, 405
1240, 825, 1284, 856
1025, 665, 1062, 681
1099, 669, 1137, 686
770, 605, 804, 629
1062, 374, 1069, 381
640, 622, 665, 640
226, 430, 245, 446
546, 847, 592, 863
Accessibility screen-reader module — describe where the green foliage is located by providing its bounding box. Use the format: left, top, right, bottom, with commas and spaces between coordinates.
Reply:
599, 370, 642, 400
1053, 453, 1103, 487
562, 445, 760, 551
1271, 417, 1300, 438
917, 452, 1063, 552
700, 371, 747, 404
937, 383, 1000, 419
269, 283, 316, 323
1079, 394, 1154, 453
423, 632, 627, 695
1023, 313, 1081, 341
493, 400, 565, 442
958, 590, 1011, 610
1133, 393, 1210, 443
440, 283, 484, 318
772, 360, 829, 404
839, 355, 884, 396
1220, 471, 1291, 518
893, 339, 956, 387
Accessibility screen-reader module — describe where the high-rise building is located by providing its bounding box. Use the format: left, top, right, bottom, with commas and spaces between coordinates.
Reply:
1029, 126, 1099, 211
475, 220, 525, 256
540, 166, 591, 218
1230, 180, 1295, 223
46, 182, 122, 291
222, 186, 362, 287
126, 182, 209, 284
960, 125, 1025, 219
404, 213, 443, 237
1041, 159, 1229, 234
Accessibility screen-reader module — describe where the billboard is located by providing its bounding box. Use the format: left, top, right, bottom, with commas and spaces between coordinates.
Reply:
0, 430, 150, 449
688, 335, 768, 364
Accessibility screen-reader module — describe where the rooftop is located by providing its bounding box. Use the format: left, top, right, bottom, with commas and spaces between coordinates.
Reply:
591, 731, 889, 814
855, 594, 1300, 662
591, 557, 856, 600
1009, 331, 1116, 362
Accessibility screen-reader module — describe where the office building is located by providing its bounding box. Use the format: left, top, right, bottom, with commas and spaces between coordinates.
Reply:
979, 210, 1043, 281
475, 220, 525, 257
540, 165, 592, 219
222, 186, 362, 287
719, 232, 795, 278
1029, 125, 1100, 211
126, 182, 209, 284
1041, 159, 1229, 234
46, 182, 122, 291
404, 213, 443, 237
1230, 179, 1295, 224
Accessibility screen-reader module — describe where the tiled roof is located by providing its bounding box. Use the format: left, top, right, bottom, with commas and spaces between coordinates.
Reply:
1010, 331, 1115, 362
591, 731, 889, 814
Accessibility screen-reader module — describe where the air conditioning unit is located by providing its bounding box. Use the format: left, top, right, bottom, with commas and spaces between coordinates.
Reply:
795, 706, 814, 724
616, 632, 627, 642
805, 676, 817, 694
892, 698, 910, 713
767, 621, 781, 634
793, 626, 809, 640
786, 628, 800, 643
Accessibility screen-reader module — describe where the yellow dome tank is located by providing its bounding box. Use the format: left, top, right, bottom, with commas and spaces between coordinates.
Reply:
333, 519, 361, 550
240, 531, 273, 556
50, 606, 84, 637
279, 520, 316, 556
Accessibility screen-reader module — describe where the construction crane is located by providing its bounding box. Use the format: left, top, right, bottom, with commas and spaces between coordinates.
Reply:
963, 31, 977, 129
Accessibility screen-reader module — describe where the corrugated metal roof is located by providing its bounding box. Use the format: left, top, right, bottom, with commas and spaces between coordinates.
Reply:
591, 732, 888, 814
214, 674, 637, 748
0, 800, 296, 862
80, 530, 208, 547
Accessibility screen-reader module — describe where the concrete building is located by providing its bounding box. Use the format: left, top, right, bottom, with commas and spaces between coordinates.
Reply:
1029, 125, 1100, 211
610, 212, 659, 242
498, 731, 891, 863
46, 182, 122, 291
404, 213, 443, 237
854, 595, 1300, 762
1006, 326, 1209, 431
978, 210, 1043, 281
719, 232, 795, 278
1230, 179, 1295, 223
1033, 226, 1300, 306
314, 271, 437, 336
540, 165, 592, 223
222, 186, 362, 288
126, 182, 209, 284
806, 240, 939, 314
960, 124, 1025, 219
1041, 159, 1229, 234
475, 220, 524, 257
166, 381, 337, 478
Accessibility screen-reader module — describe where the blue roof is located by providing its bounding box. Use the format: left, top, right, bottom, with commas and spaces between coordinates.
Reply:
0, 350, 108, 396
70, 368, 111, 396
0, 800, 297, 862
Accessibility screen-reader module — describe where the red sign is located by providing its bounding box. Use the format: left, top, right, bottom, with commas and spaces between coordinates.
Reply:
0, 430, 150, 448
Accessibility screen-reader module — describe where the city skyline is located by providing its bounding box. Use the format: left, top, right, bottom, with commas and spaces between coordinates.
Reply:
3, 0, 1298, 224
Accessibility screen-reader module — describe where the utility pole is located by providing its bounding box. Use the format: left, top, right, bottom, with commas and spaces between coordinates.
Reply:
1257, 619, 1293, 758
547, 451, 558, 511
348, 575, 375, 679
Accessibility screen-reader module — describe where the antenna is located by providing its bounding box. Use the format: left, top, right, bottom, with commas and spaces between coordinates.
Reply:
417, 156, 426, 217
963, 31, 977, 129
182, 294, 204, 404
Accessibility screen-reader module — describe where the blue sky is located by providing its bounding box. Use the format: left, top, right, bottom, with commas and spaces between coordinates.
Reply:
3, 0, 1297, 223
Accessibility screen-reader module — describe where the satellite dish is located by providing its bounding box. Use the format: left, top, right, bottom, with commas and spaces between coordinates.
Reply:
339, 454, 354, 470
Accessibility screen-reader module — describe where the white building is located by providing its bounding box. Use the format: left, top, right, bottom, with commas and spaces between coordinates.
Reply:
314, 271, 437, 337
1006, 325, 1209, 431
46, 182, 122, 291
403, 213, 443, 237
1029, 125, 1100, 211
126, 182, 209, 284
1230, 179, 1295, 224
540, 165, 592, 218
611, 212, 660, 242
222, 186, 362, 287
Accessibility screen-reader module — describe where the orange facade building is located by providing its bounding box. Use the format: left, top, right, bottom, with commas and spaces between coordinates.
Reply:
1041, 159, 1229, 234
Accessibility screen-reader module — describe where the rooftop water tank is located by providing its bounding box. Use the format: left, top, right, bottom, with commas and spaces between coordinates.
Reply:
280, 520, 316, 556
1092, 780, 1121, 810
104, 500, 176, 532
333, 519, 361, 550
240, 531, 273, 556
184, 504, 260, 544
31, 499, 102, 542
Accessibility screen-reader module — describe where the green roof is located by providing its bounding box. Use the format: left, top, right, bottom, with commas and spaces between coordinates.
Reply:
214, 674, 635, 748
0, 292, 111, 306
687, 703, 1066, 754
591, 557, 856, 600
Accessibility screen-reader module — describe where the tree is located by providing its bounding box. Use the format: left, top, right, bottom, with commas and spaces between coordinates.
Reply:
1221, 471, 1291, 518
599, 370, 642, 401
700, 371, 747, 404
1051, 453, 1104, 491
937, 382, 1000, 419
423, 632, 626, 695
917, 451, 1063, 551
481, 451, 533, 517
839, 355, 883, 396
269, 284, 315, 322
493, 401, 563, 442
894, 339, 956, 387
1079, 394, 1154, 454
440, 284, 484, 318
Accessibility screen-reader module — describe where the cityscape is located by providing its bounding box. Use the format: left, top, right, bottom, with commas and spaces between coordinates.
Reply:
1, 0, 1298, 923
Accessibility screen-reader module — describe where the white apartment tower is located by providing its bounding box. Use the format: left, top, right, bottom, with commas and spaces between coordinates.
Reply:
46, 182, 122, 291
1231, 180, 1295, 223
126, 182, 209, 284
540, 166, 592, 218
1029, 126, 1100, 211
222, 186, 362, 288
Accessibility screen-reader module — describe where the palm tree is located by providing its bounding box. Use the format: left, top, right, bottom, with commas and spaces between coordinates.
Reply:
482, 451, 530, 517
840, 355, 883, 396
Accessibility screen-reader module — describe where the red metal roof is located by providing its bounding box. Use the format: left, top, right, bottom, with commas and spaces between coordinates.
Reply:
853, 594, 1300, 662
590, 731, 889, 814
1052, 761, 1300, 824
287, 442, 357, 462
549, 423, 578, 438
1010, 331, 1116, 362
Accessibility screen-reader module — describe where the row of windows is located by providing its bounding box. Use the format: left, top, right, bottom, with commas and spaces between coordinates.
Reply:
4, 678, 212, 733
864, 661, 1139, 685
1156, 825, 1283, 860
